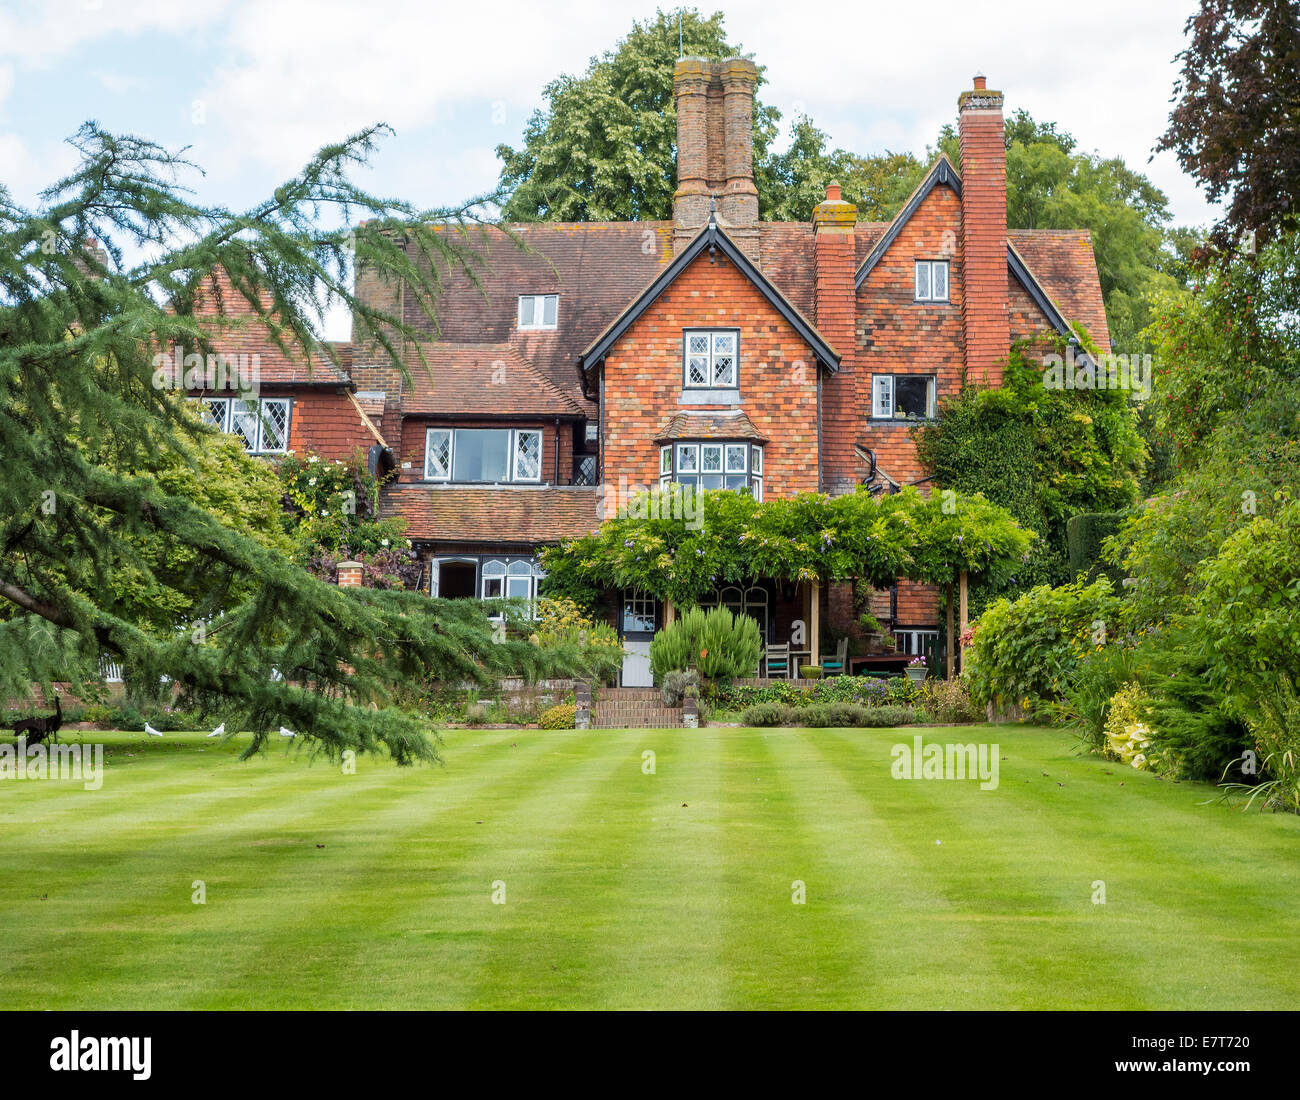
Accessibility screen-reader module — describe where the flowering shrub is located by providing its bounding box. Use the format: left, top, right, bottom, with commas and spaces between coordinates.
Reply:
279, 450, 418, 588
1104, 682, 1156, 771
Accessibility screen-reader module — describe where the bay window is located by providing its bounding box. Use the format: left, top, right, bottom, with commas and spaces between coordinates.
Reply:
659, 441, 762, 499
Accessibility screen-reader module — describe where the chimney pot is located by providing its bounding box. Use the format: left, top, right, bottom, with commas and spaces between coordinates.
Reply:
826, 181, 841, 201
973, 73, 986, 90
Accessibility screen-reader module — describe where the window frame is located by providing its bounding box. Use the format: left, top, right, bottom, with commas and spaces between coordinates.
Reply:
913, 260, 950, 303
871, 374, 938, 421
682, 328, 741, 390
192, 395, 291, 454
517, 294, 559, 331
660, 438, 762, 498
424, 426, 546, 484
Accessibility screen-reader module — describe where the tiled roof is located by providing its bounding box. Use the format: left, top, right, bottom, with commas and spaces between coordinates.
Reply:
382, 484, 603, 543
578, 219, 842, 373
182, 268, 352, 387
407, 219, 1106, 406
1009, 229, 1110, 348
408, 223, 675, 407
400, 342, 585, 417
654, 409, 766, 442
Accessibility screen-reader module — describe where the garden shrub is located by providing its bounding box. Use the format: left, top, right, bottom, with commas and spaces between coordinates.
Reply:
824, 702, 870, 727
1067, 511, 1124, 581
920, 678, 981, 724
535, 597, 625, 683
719, 675, 920, 714
538, 703, 577, 730
741, 700, 921, 728
740, 702, 792, 727
1244, 676, 1300, 814
1104, 683, 1157, 771
659, 669, 700, 707
859, 705, 922, 728
649, 605, 762, 685
965, 577, 1120, 715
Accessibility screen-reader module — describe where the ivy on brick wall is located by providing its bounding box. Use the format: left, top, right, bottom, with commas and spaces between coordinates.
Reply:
913, 339, 1144, 614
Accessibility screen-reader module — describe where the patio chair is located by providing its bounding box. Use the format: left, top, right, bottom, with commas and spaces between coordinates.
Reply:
764, 643, 791, 679
821, 637, 848, 676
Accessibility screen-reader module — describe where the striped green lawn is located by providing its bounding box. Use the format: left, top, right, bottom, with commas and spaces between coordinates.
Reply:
2, 725, 1298, 1009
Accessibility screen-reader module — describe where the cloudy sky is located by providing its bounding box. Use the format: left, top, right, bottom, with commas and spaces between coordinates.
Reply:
1, 0, 1213, 335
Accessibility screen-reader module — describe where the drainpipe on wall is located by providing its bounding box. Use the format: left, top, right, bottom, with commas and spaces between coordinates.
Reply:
816, 368, 823, 494
553, 418, 560, 485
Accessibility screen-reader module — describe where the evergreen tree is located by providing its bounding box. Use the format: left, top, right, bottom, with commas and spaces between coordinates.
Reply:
0, 123, 589, 763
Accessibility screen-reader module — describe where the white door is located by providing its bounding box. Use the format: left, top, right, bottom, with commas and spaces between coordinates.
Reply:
622, 641, 653, 687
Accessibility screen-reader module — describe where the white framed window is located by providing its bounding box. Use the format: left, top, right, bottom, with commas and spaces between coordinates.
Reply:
518, 294, 558, 330
425, 428, 451, 480
192, 396, 290, 454
513, 429, 542, 482
482, 557, 545, 617
872, 374, 936, 420
258, 398, 289, 452
481, 559, 506, 599
622, 589, 657, 634
663, 440, 762, 496
914, 260, 950, 302
424, 427, 545, 483
683, 329, 738, 389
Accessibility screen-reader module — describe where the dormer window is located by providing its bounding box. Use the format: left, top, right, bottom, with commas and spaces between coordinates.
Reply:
518, 294, 558, 330
683, 329, 738, 389
914, 260, 949, 303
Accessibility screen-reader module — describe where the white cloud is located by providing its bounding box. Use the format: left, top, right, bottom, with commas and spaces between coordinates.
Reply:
1, 0, 1220, 226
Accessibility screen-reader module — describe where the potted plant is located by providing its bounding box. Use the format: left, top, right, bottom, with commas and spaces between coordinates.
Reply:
859, 610, 885, 651
905, 655, 928, 684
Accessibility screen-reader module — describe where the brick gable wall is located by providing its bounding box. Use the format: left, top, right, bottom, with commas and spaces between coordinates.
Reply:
857, 182, 964, 489
601, 249, 821, 499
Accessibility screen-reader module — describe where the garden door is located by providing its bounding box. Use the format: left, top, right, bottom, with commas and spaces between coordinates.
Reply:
620, 589, 658, 686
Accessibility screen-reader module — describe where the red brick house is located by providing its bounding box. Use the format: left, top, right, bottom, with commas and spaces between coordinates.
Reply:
159, 268, 390, 471
194, 62, 1110, 686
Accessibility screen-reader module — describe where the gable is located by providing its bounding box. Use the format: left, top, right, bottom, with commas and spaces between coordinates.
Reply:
855, 156, 962, 288
579, 219, 841, 379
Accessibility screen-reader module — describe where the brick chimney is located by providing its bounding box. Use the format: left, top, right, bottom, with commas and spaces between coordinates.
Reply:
958, 73, 1009, 386
813, 181, 858, 495
672, 57, 760, 261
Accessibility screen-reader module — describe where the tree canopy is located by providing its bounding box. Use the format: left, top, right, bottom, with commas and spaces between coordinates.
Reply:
1158, 0, 1300, 262
0, 122, 599, 762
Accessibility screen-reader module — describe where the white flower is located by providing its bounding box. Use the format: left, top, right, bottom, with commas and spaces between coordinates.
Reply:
320, 509, 329, 517
308, 477, 317, 486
